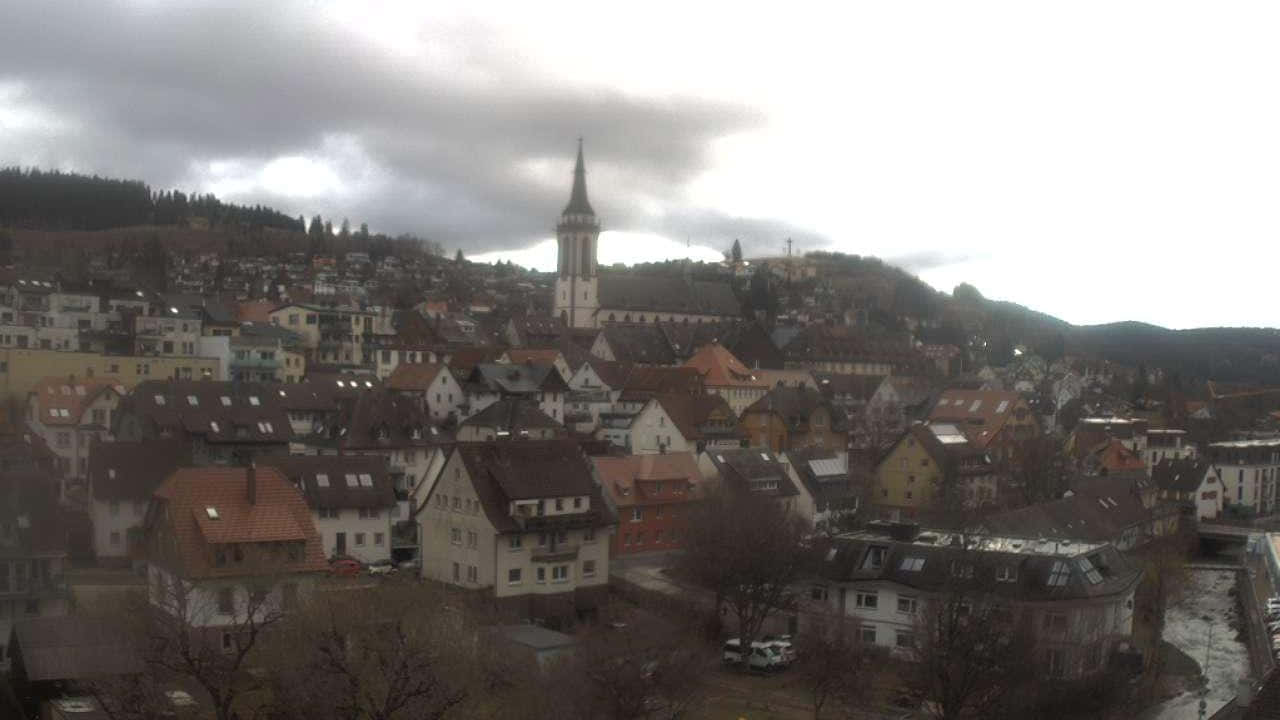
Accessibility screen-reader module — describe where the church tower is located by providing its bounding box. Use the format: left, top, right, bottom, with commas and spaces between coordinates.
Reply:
554, 140, 600, 328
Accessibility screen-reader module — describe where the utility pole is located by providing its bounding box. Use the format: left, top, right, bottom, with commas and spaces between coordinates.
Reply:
785, 237, 793, 257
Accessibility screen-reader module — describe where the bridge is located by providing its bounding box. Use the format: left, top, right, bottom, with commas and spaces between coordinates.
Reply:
1197, 522, 1257, 553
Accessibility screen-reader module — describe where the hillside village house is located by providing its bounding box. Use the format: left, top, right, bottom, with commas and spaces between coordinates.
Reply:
650, 393, 748, 454
1204, 439, 1280, 516
1152, 457, 1222, 521
564, 358, 627, 432
683, 343, 770, 416
457, 398, 562, 442
599, 397, 689, 455
782, 447, 860, 529
263, 455, 396, 563
113, 380, 293, 464
86, 439, 190, 565
741, 386, 849, 453
463, 363, 568, 425
594, 453, 704, 556
142, 466, 328, 646
927, 389, 1039, 462
385, 363, 464, 423
498, 349, 574, 385
873, 423, 997, 521
0, 347, 220, 413
25, 376, 125, 494
813, 523, 1140, 680
0, 469, 70, 672
416, 440, 615, 627
698, 448, 801, 515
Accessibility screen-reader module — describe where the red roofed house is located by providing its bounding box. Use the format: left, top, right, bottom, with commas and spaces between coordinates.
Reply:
593, 453, 704, 556
25, 376, 126, 496
143, 466, 328, 639
684, 343, 770, 416
927, 389, 1039, 462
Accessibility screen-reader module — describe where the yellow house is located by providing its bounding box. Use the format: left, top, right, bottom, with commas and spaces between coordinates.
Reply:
0, 348, 220, 414
873, 423, 998, 521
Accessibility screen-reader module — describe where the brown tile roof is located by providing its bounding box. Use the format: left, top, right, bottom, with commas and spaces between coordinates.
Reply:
620, 366, 705, 401
593, 453, 704, 508
744, 386, 850, 432
31, 376, 125, 427
447, 346, 505, 376
385, 363, 449, 392
600, 324, 677, 365
148, 466, 327, 579
460, 398, 562, 433
260, 455, 395, 510
653, 393, 746, 444
88, 438, 191, 503
586, 358, 631, 390
684, 343, 767, 389
1091, 438, 1148, 473
504, 349, 563, 367
815, 373, 886, 403
237, 299, 275, 323
927, 389, 1025, 450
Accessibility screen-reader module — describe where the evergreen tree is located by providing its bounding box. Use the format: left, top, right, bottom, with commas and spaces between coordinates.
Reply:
455, 248, 464, 264
731, 238, 743, 263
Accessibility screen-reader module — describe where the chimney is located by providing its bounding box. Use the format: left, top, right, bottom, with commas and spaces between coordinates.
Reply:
247, 462, 257, 505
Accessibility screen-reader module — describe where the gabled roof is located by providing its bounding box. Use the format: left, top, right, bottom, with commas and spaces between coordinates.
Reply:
88, 439, 191, 503
586, 358, 631, 390
744, 386, 850, 432
1090, 438, 1148, 473
453, 440, 615, 533
815, 373, 887, 403
598, 275, 741, 318
122, 380, 293, 444
470, 363, 569, 394
980, 486, 1152, 544
620, 366, 705, 401
0, 469, 65, 557
684, 343, 767, 389
148, 466, 327, 579
600, 324, 677, 365
652, 393, 746, 443
31, 376, 125, 427
261, 455, 395, 510
447, 347, 506, 376
703, 448, 800, 498
1152, 457, 1214, 494
320, 391, 443, 449
783, 447, 859, 511
927, 389, 1026, 449
593, 453, 704, 508
461, 398, 562, 433
385, 363, 450, 392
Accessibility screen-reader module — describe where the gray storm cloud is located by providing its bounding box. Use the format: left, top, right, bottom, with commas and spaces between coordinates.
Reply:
0, 0, 822, 254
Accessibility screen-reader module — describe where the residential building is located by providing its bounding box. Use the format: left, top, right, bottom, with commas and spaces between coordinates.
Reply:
133, 309, 202, 357
457, 398, 562, 442
927, 389, 1039, 462
113, 380, 293, 464
24, 376, 124, 490
594, 452, 704, 556
741, 386, 849, 452
464, 362, 568, 424
0, 470, 70, 671
1204, 439, 1280, 516
980, 477, 1179, 552
1146, 428, 1195, 472
499, 349, 574, 385
697, 448, 801, 514
782, 447, 860, 529
564, 358, 627, 432
872, 423, 997, 521
143, 467, 328, 636
1152, 457, 1222, 521
684, 343, 769, 417
598, 397, 688, 455
865, 375, 936, 437
782, 327, 924, 376
384, 363, 464, 423
650, 393, 748, 453
417, 440, 614, 627
813, 523, 1140, 679
87, 439, 190, 565
262, 455, 396, 563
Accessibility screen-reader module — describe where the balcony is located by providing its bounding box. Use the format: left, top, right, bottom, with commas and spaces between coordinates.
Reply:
531, 543, 580, 563
232, 355, 281, 370
512, 509, 602, 532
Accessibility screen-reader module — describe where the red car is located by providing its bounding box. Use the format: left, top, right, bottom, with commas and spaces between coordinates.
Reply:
329, 557, 362, 577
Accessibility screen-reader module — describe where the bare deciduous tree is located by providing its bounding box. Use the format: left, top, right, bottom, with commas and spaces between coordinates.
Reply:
794, 616, 879, 720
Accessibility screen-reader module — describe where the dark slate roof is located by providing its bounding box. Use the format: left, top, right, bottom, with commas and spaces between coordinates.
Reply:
586, 358, 631, 390
461, 398, 562, 433
821, 528, 1141, 603
0, 470, 65, 557
562, 140, 595, 216
453, 440, 615, 533
600, 324, 677, 365
470, 363, 569, 394
816, 373, 887, 403
121, 380, 293, 444
88, 439, 191, 503
320, 391, 446, 449
262, 455, 396, 510
743, 386, 850, 432
12, 615, 144, 681
1152, 457, 1214, 494
785, 447, 860, 511
598, 275, 741, 318
703, 448, 800, 498
979, 486, 1153, 544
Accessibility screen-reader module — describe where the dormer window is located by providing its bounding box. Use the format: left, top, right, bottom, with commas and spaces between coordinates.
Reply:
863, 546, 886, 570
358, 473, 373, 487
248, 396, 260, 406
154, 395, 166, 405
220, 396, 232, 406
345, 474, 358, 487
950, 561, 974, 579
187, 395, 199, 406
316, 473, 330, 487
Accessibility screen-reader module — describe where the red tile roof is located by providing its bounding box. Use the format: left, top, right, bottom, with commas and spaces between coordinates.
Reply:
684, 344, 766, 389
148, 466, 327, 579
31, 376, 125, 427
385, 363, 449, 392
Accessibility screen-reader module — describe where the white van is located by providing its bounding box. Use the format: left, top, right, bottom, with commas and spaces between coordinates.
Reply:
722, 638, 784, 671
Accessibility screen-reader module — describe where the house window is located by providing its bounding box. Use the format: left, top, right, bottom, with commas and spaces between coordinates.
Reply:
950, 561, 974, 579
110, 531, 121, 546
583, 560, 596, 577
355, 533, 366, 547
855, 592, 878, 609
508, 568, 522, 585
864, 546, 886, 569
466, 531, 477, 548
895, 630, 915, 649
574, 497, 583, 509
996, 565, 1017, 582
1083, 643, 1101, 671
897, 596, 918, 614
631, 508, 643, 522
110, 500, 120, 517
466, 565, 477, 583
537, 567, 546, 583
217, 587, 234, 614
374, 533, 384, 546
450, 528, 461, 545
552, 565, 569, 583
861, 625, 877, 644
452, 562, 460, 581
583, 527, 595, 542
509, 535, 523, 550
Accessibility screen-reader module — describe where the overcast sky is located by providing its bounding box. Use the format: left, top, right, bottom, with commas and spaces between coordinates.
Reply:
2, 1, 1278, 329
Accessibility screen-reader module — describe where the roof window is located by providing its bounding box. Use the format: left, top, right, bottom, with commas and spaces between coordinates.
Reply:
187, 395, 199, 406
316, 473, 330, 487
220, 396, 231, 406
48, 408, 58, 418
154, 395, 166, 405
1078, 557, 1103, 584
345, 473, 358, 487
900, 557, 925, 571
210, 421, 221, 432
248, 396, 261, 406
1047, 560, 1070, 587
205, 507, 220, 520
358, 473, 373, 487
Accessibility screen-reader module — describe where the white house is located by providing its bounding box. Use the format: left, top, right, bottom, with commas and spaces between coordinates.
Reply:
263, 455, 397, 563
598, 397, 689, 455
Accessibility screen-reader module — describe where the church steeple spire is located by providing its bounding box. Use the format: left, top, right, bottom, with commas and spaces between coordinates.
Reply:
562, 138, 595, 216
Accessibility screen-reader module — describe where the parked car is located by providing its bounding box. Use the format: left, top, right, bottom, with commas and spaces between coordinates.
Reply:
760, 635, 797, 665
329, 557, 362, 577
368, 559, 397, 576
722, 639, 785, 672
397, 557, 421, 571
